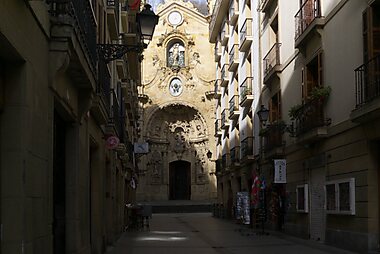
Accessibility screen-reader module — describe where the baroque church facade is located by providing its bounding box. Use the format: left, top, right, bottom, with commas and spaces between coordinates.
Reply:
137, 0, 217, 201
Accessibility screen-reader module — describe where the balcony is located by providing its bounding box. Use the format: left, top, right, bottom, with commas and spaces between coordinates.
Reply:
230, 146, 240, 166
92, 60, 111, 124
209, 0, 230, 43
214, 79, 222, 99
241, 137, 254, 162
351, 54, 380, 123
221, 23, 230, 46
215, 159, 222, 175
229, 0, 239, 26
260, 0, 277, 13
222, 153, 230, 170
221, 64, 230, 87
260, 122, 285, 157
240, 18, 253, 52
107, 0, 120, 40
215, 42, 222, 62
49, 0, 98, 83
263, 43, 281, 85
228, 44, 239, 72
215, 119, 222, 137
229, 95, 240, 120
294, 0, 324, 48
240, 77, 253, 107
221, 109, 230, 129
293, 99, 329, 143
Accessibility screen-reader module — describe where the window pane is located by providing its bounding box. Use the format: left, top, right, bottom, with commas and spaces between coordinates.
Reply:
297, 186, 305, 210
339, 182, 350, 211
326, 184, 336, 211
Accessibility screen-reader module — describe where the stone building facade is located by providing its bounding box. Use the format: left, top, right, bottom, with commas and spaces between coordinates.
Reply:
137, 0, 217, 201
0, 0, 142, 253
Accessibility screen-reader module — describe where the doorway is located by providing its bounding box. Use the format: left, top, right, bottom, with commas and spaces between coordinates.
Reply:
169, 161, 191, 200
309, 166, 326, 242
53, 111, 66, 254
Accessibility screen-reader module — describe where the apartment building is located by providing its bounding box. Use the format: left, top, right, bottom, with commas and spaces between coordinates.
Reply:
0, 0, 145, 253
211, 0, 380, 252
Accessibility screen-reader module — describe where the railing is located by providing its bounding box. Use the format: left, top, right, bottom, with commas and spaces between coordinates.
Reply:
215, 119, 222, 134
107, 0, 120, 30
261, 122, 284, 152
240, 77, 253, 102
112, 89, 123, 140
221, 109, 229, 126
209, 0, 222, 37
221, 64, 229, 81
240, 18, 253, 44
295, 0, 321, 40
229, 95, 239, 116
293, 99, 326, 136
230, 146, 240, 164
215, 159, 222, 173
48, 0, 98, 73
229, 44, 239, 66
98, 60, 111, 116
354, 54, 380, 107
214, 79, 221, 96
263, 43, 281, 76
241, 137, 254, 159
222, 153, 229, 169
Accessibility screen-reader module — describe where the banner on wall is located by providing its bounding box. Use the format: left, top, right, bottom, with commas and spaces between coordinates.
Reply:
274, 159, 287, 183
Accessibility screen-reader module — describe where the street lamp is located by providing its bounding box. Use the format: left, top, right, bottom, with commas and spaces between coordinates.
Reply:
257, 105, 269, 126
98, 4, 159, 62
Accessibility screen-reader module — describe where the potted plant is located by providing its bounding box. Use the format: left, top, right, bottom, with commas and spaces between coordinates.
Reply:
288, 104, 302, 120
310, 86, 331, 102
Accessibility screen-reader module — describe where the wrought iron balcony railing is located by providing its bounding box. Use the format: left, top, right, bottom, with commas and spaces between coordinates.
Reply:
293, 99, 327, 136
241, 137, 254, 159
240, 77, 253, 105
222, 153, 229, 169
48, 0, 97, 73
97, 60, 111, 116
229, 95, 239, 117
261, 122, 285, 152
221, 109, 229, 128
230, 146, 240, 164
214, 79, 222, 99
221, 64, 229, 86
229, 0, 239, 26
229, 44, 239, 71
295, 0, 321, 40
354, 54, 380, 108
240, 18, 253, 52
263, 43, 281, 77
215, 119, 222, 136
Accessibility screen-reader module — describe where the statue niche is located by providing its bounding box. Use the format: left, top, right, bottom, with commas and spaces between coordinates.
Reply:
167, 41, 185, 68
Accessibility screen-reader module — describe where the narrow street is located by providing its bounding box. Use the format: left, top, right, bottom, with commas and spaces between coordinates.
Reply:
107, 213, 357, 254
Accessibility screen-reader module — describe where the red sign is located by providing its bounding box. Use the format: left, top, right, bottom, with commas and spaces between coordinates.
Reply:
106, 136, 120, 150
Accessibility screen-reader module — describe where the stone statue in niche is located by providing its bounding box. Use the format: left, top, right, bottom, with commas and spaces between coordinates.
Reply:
174, 132, 186, 153
153, 125, 161, 137
150, 151, 162, 177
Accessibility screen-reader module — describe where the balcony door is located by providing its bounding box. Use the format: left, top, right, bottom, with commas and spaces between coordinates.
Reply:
169, 161, 191, 200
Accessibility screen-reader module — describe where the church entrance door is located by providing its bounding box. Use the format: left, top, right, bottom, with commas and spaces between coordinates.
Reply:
169, 161, 191, 200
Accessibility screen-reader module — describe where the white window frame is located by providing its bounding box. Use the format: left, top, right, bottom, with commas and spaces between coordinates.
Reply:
325, 178, 355, 215
296, 184, 309, 213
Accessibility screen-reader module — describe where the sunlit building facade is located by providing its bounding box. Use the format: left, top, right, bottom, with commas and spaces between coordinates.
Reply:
210, 0, 380, 252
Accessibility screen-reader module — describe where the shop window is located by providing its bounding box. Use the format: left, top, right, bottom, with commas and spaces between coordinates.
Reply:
325, 178, 355, 215
296, 184, 309, 213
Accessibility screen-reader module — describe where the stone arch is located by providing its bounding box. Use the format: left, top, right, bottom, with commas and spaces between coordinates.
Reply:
145, 101, 209, 139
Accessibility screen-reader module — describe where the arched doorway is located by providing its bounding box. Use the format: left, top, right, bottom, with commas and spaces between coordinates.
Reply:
169, 161, 191, 200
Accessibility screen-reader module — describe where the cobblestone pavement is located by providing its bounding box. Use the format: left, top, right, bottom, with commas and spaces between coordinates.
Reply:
107, 213, 358, 254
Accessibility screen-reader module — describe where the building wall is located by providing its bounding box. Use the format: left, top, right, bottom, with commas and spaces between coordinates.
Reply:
137, 0, 217, 202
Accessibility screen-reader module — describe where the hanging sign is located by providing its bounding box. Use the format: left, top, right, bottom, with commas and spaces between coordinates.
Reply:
106, 135, 120, 150
274, 159, 287, 183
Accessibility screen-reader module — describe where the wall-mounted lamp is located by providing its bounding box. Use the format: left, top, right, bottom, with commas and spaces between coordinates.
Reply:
257, 105, 270, 126
98, 4, 159, 62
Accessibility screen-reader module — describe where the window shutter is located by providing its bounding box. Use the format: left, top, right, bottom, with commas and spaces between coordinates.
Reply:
301, 67, 305, 102
318, 52, 323, 87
